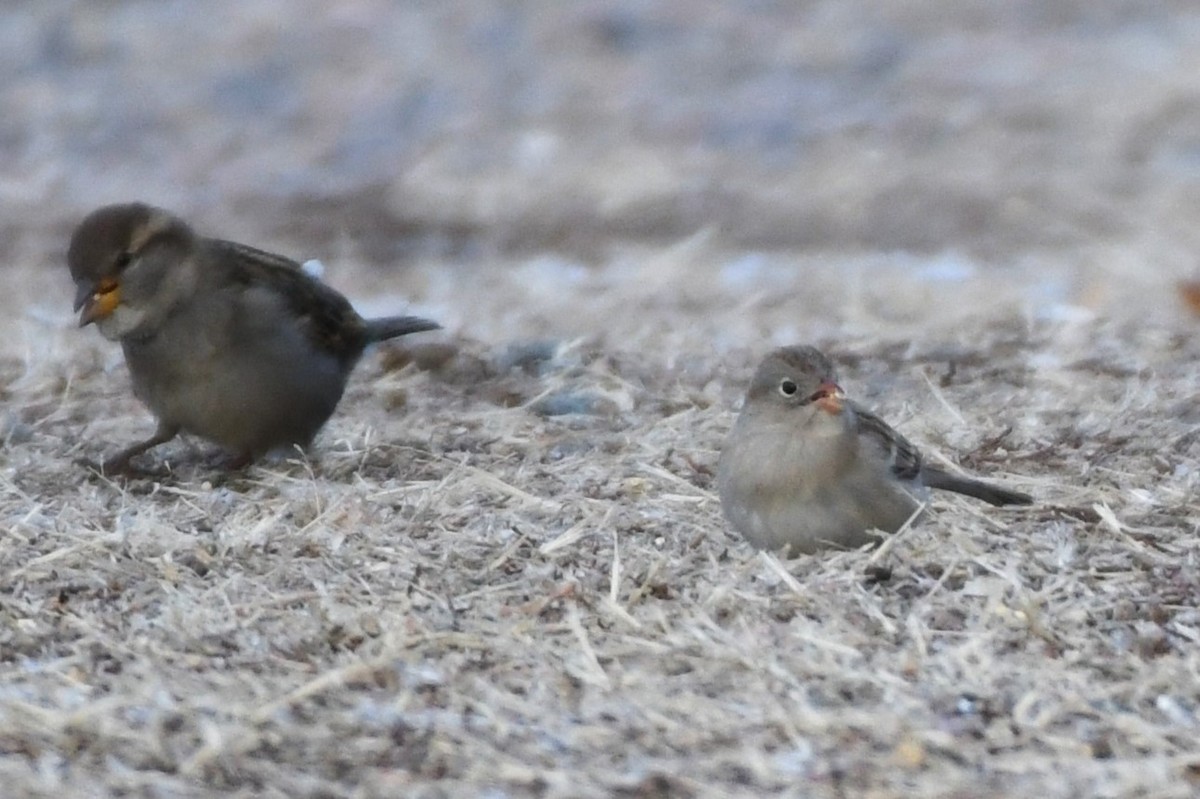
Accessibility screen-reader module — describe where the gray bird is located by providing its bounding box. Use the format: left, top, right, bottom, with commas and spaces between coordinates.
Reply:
68, 202, 439, 472
717, 345, 1032, 555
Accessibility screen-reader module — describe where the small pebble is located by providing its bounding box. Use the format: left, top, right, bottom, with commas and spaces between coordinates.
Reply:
2, 414, 33, 445
530, 391, 617, 417
496, 340, 561, 374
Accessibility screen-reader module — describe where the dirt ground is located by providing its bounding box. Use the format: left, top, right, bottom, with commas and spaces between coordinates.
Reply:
3, 2, 1200, 797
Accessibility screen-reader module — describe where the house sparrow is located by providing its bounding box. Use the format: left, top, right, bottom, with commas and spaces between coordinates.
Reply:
68, 202, 440, 472
717, 345, 1032, 555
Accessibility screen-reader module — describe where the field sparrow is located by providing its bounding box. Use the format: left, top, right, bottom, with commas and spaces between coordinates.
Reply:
717, 345, 1032, 555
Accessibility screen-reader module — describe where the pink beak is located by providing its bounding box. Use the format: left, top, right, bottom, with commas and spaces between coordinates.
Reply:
810, 381, 845, 413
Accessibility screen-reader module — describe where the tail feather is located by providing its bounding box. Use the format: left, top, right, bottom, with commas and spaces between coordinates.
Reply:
363, 315, 441, 342
924, 468, 1032, 506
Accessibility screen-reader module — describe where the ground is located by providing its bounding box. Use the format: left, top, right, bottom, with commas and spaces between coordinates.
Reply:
2, 2, 1200, 797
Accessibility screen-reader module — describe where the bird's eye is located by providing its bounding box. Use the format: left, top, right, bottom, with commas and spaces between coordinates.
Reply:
779, 379, 798, 396
114, 251, 133, 271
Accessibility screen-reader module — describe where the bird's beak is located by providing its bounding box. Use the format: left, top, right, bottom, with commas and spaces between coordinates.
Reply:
810, 381, 845, 414
75, 278, 121, 327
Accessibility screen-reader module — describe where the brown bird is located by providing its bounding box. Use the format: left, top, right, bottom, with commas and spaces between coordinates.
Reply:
68, 202, 439, 472
717, 345, 1032, 555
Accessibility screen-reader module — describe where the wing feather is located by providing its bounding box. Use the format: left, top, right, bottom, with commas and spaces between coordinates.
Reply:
210, 239, 368, 365
849, 402, 923, 481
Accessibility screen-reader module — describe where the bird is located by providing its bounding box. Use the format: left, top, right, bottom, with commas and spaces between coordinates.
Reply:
716, 345, 1032, 555
67, 202, 440, 473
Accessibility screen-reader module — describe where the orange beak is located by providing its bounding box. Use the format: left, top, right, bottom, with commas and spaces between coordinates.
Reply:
75, 278, 121, 327
810, 381, 845, 414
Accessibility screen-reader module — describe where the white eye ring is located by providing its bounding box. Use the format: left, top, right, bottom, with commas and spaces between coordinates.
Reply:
779, 378, 798, 396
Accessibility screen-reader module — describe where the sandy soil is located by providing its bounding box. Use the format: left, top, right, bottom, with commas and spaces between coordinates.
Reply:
3, 2, 1200, 797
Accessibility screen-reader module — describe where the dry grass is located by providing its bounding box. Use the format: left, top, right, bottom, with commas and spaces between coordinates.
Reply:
5, 2, 1200, 797
4, 254, 1200, 798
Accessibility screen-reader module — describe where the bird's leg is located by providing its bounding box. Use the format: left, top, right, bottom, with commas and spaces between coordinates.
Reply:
224, 452, 254, 470
96, 424, 180, 475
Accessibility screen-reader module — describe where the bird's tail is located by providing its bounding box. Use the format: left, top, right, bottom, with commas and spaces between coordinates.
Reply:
924, 468, 1032, 506
363, 315, 441, 342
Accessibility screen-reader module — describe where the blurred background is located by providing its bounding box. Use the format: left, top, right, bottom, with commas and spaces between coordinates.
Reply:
5, 0, 1200, 345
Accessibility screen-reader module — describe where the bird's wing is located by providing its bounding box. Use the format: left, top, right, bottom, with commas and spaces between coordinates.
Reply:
211, 239, 368, 364
849, 402, 924, 481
